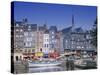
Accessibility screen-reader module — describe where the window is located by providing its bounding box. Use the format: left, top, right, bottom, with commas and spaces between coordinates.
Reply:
16, 29, 19, 32
31, 33, 34, 36
47, 44, 48, 48
52, 32, 54, 34
89, 46, 91, 49
72, 46, 73, 48
15, 45, 17, 47
52, 36, 54, 38
20, 35, 23, 37
82, 46, 84, 48
27, 38, 32, 41
66, 40, 68, 43
45, 39, 46, 42
86, 35, 89, 39
28, 42, 31, 47
16, 24, 19, 27
78, 39, 80, 41
20, 29, 23, 32
32, 49, 35, 53
24, 43, 25, 46
47, 39, 49, 42
25, 43, 28, 47
24, 32, 28, 36
72, 37, 74, 40
28, 50, 31, 53
28, 38, 32, 41
16, 35, 19, 37
72, 41, 74, 44
52, 40, 55, 43
28, 28, 31, 31
77, 46, 81, 49
52, 44, 54, 48
44, 44, 46, 47
25, 49, 27, 53
86, 46, 89, 49
28, 26, 31, 28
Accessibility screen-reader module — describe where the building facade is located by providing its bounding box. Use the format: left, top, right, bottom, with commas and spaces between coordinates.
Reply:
49, 26, 57, 52
55, 31, 63, 53
12, 18, 96, 61
23, 24, 37, 59
14, 21, 24, 61
43, 30, 50, 54
36, 25, 47, 52
62, 26, 96, 52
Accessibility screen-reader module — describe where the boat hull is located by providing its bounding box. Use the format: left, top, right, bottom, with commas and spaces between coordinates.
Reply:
28, 62, 62, 67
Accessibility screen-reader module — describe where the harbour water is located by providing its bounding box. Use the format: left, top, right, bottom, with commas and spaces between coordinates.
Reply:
14, 61, 83, 74
13, 56, 97, 74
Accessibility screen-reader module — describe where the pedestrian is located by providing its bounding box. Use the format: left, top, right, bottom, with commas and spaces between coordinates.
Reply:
65, 55, 70, 70
70, 60, 74, 70
68, 55, 75, 70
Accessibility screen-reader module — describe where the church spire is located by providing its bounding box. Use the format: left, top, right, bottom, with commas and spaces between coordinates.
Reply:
44, 20, 47, 30
72, 14, 74, 27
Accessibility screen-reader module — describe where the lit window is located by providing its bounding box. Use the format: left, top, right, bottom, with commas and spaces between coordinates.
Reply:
82, 46, 84, 48
77, 46, 81, 49
52, 36, 54, 38
86, 35, 89, 39
52, 32, 54, 34
27, 38, 31, 41
16, 45, 17, 47
25, 43, 28, 47
72, 41, 74, 44
20, 35, 23, 37
66, 40, 68, 43
16, 29, 19, 32
16, 35, 19, 37
29, 26, 31, 28
20, 29, 23, 32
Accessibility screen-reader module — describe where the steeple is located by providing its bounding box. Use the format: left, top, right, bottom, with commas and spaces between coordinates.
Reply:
71, 14, 75, 32
72, 14, 74, 27
44, 20, 47, 29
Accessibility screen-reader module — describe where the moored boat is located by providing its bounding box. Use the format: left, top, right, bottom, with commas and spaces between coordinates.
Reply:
74, 58, 97, 69
28, 59, 63, 67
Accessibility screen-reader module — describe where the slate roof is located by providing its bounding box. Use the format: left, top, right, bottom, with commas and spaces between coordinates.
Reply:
62, 26, 72, 33
49, 26, 57, 32
24, 24, 37, 31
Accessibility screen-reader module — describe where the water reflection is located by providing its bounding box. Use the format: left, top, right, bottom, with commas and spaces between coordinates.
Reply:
28, 66, 66, 73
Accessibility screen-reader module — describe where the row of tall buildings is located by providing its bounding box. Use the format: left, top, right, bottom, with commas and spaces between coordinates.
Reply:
11, 17, 96, 61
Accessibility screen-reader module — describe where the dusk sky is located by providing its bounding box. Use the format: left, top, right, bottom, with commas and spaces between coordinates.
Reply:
13, 1, 97, 30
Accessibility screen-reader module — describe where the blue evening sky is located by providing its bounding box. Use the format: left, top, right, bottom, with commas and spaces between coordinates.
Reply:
13, 1, 97, 30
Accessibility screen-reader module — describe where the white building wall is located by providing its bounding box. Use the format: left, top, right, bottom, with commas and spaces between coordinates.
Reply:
43, 34, 50, 54
14, 53, 23, 62
23, 31, 36, 53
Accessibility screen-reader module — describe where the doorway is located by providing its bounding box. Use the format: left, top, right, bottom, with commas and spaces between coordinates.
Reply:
16, 56, 18, 61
